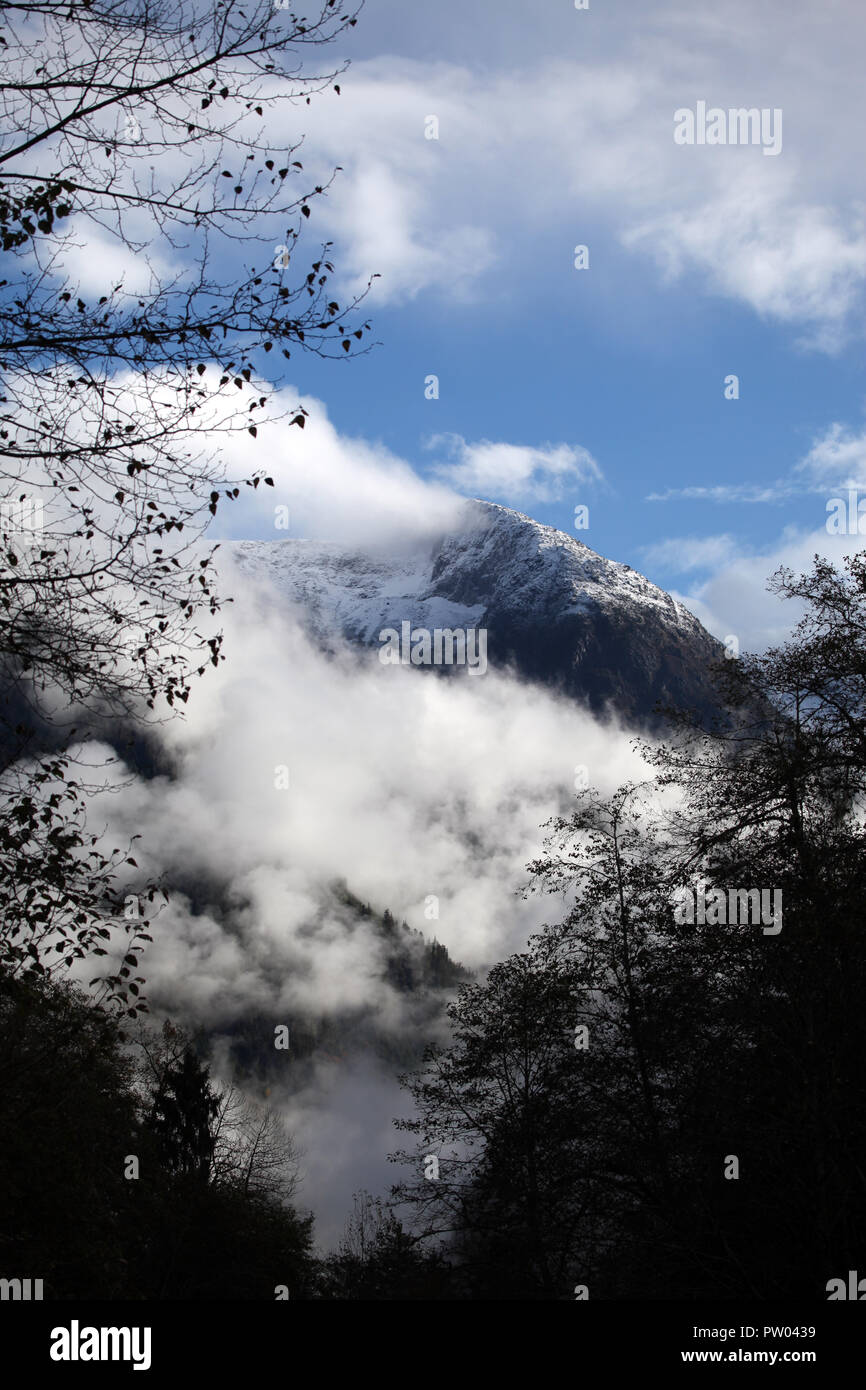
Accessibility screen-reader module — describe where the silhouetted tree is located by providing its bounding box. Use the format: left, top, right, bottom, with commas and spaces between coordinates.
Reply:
391, 553, 866, 1298
0, 0, 373, 1012
320, 1190, 453, 1300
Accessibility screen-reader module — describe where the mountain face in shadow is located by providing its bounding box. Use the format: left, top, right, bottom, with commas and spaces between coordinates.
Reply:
208, 888, 472, 1085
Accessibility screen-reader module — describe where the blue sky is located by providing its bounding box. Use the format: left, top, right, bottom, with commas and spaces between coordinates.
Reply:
201, 0, 866, 652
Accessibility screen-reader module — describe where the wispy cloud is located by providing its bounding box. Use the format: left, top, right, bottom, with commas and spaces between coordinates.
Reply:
641, 534, 742, 572
427, 432, 603, 504
648, 422, 866, 505
289, 0, 866, 343
646, 483, 793, 504
794, 423, 866, 490
82, 566, 650, 1023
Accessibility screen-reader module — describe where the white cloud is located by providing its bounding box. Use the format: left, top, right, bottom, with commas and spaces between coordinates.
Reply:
325, 156, 496, 302
795, 423, 866, 491
666, 525, 857, 653
199, 387, 600, 538
203, 383, 466, 547
641, 534, 741, 572
427, 432, 602, 504
31, 216, 179, 297
286, 1, 866, 342
21, 0, 866, 341
70, 567, 653, 1235
622, 175, 866, 352
641, 418, 866, 651
86, 564, 650, 1031
647, 421, 866, 506
647, 483, 792, 504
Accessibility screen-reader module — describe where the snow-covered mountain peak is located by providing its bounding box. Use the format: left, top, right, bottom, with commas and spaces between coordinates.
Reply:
230, 500, 723, 724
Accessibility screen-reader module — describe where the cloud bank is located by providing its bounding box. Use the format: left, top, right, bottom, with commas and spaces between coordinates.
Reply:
288, 0, 866, 345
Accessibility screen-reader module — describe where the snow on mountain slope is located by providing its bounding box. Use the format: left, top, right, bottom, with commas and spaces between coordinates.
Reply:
231, 500, 726, 724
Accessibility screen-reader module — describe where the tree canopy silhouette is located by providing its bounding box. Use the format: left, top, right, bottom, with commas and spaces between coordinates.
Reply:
0, 0, 373, 1011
